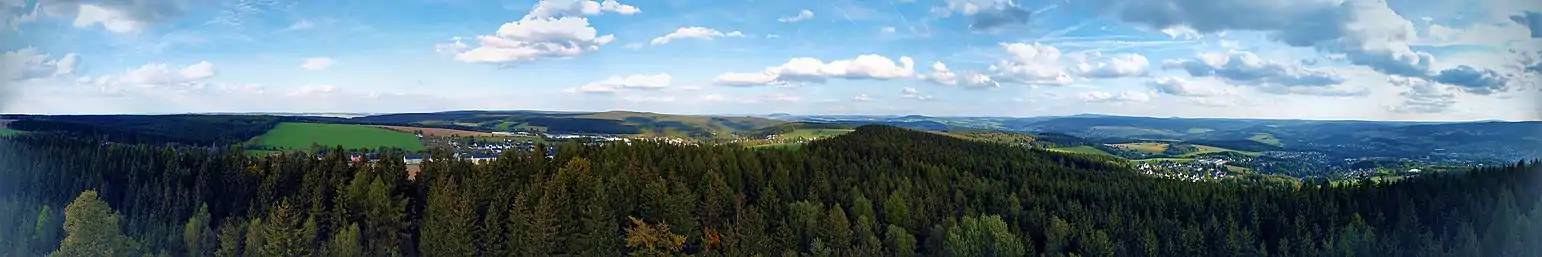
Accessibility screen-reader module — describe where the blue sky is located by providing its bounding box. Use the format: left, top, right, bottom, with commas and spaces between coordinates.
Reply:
1, 0, 1539, 121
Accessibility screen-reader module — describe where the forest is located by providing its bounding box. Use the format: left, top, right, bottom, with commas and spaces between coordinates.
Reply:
0, 125, 1537, 257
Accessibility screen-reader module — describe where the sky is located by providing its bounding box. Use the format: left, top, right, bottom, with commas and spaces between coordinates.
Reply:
1, 0, 1540, 121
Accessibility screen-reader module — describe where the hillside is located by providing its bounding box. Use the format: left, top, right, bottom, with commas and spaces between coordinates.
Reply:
788, 114, 1542, 161
352, 110, 785, 139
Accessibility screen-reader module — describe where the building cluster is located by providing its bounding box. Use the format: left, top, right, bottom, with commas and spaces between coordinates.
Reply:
1136, 159, 1234, 182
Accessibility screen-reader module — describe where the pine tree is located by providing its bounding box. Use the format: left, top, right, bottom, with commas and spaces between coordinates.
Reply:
49, 190, 142, 257
183, 204, 216, 257
579, 180, 621, 256
325, 223, 362, 257
258, 202, 311, 257
214, 219, 245, 257
1044, 215, 1071, 254
885, 224, 917, 257
421, 179, 475, 257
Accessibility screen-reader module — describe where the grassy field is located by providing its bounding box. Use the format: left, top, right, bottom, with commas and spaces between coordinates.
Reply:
750, 142, 804, 151
254, 123, 425, 151
1248, 133, 1283, 146
1112, 142, 1260, 157
779, 129, 853, 139
0, 128, 22, 136
1111, 142, 1169, 153
1176, 145, 1262, 157
1047, 146, 1115, 156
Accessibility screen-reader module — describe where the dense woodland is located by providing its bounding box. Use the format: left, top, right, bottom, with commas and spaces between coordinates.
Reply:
0, 125, 1538, 257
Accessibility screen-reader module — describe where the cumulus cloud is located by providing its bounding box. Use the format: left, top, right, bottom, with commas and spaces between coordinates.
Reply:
650, 27, 745, 45
1431, 65, 1510, 95
899, 87, 934, 100
526, 0, 639, 19
443, 17, 615, 64
1512, 11, 1541, 38
923, 61, 998, 88
1079, 90, 1150, 103
1386, 76, 1457, 114
1147, 77, 1230, 97
852, 94, 871, 101
1162, 51, 1344, 87
990, 43, 1076, 85
565, 73, 672, 94
1072, 53, 1150, 78
1087, 0, 1508, 89
713, 54, 916, 86
3, 47, 79, 81
300, 57, 334, 70
78, 61, 218, 95
440, 0, 637, 65
935, 0, 1032, 30
20, 0, 191, 33
778, 9, 813, 22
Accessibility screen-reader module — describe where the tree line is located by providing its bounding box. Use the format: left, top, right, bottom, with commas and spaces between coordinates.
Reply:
0, 125, 1537, 256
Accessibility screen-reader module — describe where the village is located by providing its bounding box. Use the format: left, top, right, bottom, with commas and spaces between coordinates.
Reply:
1135, 158, 1237, 182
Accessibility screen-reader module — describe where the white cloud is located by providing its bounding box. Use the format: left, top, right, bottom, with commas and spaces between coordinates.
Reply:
698, 94, 726, 102
924, 61, 958, 85
566, 73, 672, 94
650, 27, 746, 45
713, 54, 917, 86
923, 61, 998, 88
853, 94, 871, 101
935, 0, 1032, 30
84, 61, 218, 92
1147, 76, 1231, 97
1073, 52, 1150, 78
525, 0, 639, 19
300, 57, 335, 70
1079, 90, 1150, 103
1162, 51, 1344, 87
1090, 0, 1510, 89
73, 4, 143, 33
288, 84, 339, 97
779, 9, 814, 22
881, 27, 897, 33
281, 19, 314, 32
445, 17, 615, 64
3, 47, 78, 81
1386, 76, 1457, 114
440, 0, 638, 65
990, 43, 1075, 85
900, 87, 934, 100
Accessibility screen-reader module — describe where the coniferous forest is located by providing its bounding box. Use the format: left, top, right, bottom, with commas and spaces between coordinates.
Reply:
0, 125, 1538, 257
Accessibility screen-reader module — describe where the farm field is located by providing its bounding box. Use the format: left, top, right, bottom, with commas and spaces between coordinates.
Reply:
1248, 133, 1283, 146
254, 123, 425, 151
1176, 145, 1262, 157
1110, 142, 1169, 153
373, 125, 508, 137
0, 128, 22, 136
1047, 146, 1114, 156
778, 128, 853, 139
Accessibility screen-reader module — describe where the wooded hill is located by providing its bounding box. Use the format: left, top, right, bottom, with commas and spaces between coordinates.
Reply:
0, 125, 1537, 256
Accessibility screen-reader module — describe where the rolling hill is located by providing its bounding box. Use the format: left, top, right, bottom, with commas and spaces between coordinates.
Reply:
350, 110, 785, 139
